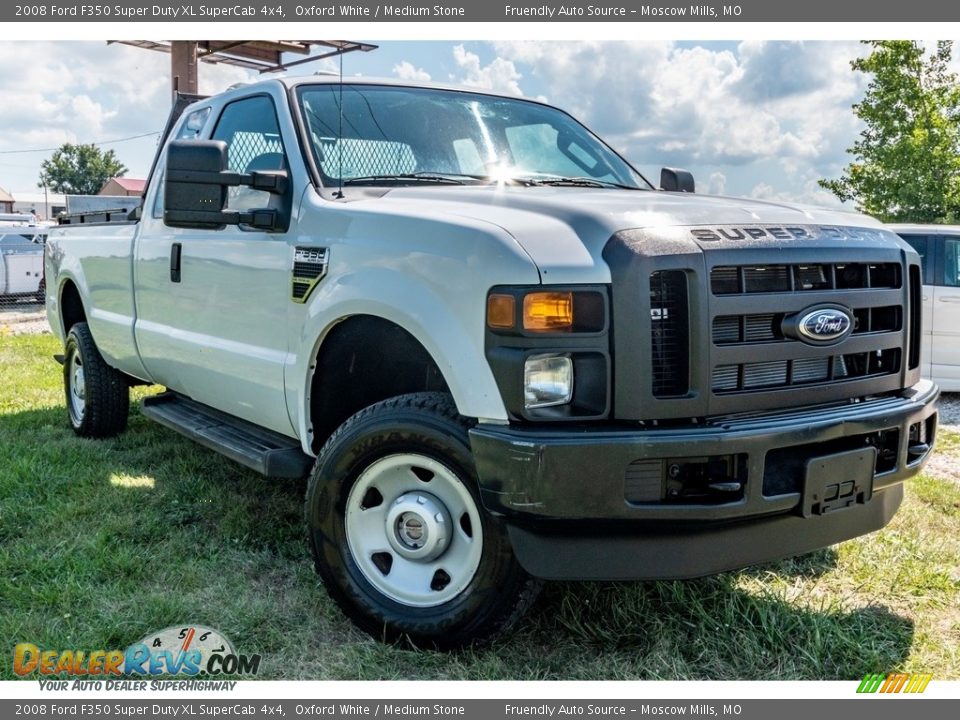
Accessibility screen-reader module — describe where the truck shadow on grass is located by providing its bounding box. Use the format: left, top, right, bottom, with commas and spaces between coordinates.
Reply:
0, 405, 913, 680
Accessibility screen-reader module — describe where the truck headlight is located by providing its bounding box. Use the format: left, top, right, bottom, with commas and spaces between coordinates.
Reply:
486, 289, 605, 334
524, 354, 574, 409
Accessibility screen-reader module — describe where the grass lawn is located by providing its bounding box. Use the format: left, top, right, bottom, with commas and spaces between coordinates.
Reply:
1, 331, 958, 680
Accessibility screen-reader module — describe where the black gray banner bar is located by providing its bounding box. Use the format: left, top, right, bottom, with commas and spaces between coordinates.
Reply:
4, 0, 960, 22
1, 699, 956, 719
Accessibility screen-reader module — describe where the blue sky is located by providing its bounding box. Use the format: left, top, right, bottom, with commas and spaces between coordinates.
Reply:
0, 40, 889, 207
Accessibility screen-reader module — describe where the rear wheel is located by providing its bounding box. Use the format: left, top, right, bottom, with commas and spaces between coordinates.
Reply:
63, 322, 129, 438
305, 392, 541, 649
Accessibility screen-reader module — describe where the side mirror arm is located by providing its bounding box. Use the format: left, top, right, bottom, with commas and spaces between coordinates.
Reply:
165, 168, 288, 195
162, 208, 282, 232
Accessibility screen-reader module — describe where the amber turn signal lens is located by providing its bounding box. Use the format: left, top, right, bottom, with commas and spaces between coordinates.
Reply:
487, 294, 516, 329
523, 292, 574, 332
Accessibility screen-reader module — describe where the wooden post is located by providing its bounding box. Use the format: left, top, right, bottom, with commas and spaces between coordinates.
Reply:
170, 41, 199, 96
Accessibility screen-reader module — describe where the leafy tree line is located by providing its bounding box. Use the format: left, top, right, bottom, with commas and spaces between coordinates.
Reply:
821, 40, 960, 223
38, 143, 127, 196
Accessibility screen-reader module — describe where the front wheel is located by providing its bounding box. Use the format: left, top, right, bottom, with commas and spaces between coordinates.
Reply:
63, 322, 129, 438
305, 392, 541, 649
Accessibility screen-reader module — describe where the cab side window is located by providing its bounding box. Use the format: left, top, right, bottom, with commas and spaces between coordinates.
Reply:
211, 95, 288, 212
153, 108, 214, 218
176, 107, 212, 140
944, 238, 960, 287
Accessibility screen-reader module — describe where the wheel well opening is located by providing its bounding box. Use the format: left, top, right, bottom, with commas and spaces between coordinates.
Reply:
309, 316, 450, 451
60, 281, 86, 335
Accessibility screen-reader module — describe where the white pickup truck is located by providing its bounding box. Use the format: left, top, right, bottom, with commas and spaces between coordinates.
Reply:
45, 77, 939, 648
0, 226, 45, 302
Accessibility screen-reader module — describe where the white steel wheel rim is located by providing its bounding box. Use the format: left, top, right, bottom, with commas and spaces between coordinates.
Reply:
68, 350, 86, 421
345, 453, 484, 608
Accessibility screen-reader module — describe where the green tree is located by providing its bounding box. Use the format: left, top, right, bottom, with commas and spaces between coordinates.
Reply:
38, 143, 128, 196
820, 41, 960, 223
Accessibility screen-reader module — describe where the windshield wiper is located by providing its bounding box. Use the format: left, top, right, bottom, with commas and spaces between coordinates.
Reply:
342, 172, 484, 186
511, 175, 642, 190
339, 172, 642, 190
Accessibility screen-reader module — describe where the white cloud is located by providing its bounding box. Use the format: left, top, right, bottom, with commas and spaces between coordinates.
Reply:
0, 41, 253, 190
393, 61, 431, 83
493, 40, 870, 205
451, 45, 523, 96
706, 172, 727, 195
68, 95, 111, 136
493, 41, 668, 135
750, 179, 845, 208
0, 40, 891, 208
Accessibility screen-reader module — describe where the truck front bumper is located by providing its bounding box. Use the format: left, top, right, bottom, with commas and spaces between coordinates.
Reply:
469, 380, 939, 580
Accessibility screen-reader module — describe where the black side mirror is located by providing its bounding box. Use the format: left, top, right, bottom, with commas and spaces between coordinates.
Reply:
164, 141, 229, 229
163, 140, 289, 231
660, 167, 695, 193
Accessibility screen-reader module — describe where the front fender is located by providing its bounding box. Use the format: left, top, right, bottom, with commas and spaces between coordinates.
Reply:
290, 267, 532, 453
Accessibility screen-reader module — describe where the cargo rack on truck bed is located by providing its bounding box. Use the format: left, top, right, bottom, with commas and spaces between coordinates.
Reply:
58, 208, 139, 226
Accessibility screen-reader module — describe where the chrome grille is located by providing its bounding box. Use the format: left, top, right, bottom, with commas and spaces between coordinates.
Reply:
745, 314, 778, 342
742, 360, 787, 389
708, 257, 905, 400
713, 348, 901, 393
711, 262, 901, 294
791, 357, 831, 384
713, 306, 901, 345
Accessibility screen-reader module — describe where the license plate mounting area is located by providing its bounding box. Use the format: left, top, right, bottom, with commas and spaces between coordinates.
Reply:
802, 447, 876, 518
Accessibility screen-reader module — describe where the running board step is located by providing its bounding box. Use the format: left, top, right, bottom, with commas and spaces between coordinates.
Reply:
141, 392, 312, 478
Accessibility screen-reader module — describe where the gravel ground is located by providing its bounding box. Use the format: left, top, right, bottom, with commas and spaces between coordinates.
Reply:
938, 392, 960, 430
0, 303, 49, 336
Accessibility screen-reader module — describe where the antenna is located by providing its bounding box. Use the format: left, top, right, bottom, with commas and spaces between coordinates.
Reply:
335, 49, 345, 199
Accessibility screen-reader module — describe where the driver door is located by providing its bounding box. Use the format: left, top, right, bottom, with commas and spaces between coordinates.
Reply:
134, 93, 297, 436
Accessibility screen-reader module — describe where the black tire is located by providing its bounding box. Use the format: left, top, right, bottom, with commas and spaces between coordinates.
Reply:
36, 277, 46, 305
63, 322, 129, 438
305, 392, 541, 649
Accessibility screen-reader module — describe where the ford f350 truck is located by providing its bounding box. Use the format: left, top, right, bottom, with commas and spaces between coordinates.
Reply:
45, 77, 939, 648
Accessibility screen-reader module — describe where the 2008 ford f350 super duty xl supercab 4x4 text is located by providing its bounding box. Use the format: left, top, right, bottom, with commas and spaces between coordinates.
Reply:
45, 77, 939, 648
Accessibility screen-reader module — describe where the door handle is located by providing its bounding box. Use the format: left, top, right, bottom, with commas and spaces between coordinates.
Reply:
170, 243, 182, 283
938, 296, 960, 303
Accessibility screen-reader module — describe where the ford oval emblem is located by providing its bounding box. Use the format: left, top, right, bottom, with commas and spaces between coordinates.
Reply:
795, 307, 853, 344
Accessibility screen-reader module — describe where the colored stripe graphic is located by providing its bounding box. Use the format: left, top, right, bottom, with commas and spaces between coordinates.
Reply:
857, 672, 931, 693
857, 673, 885, 693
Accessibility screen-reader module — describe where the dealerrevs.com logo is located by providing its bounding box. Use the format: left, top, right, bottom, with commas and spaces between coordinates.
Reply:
14, 625, 261, 688
857, 672, 933, 694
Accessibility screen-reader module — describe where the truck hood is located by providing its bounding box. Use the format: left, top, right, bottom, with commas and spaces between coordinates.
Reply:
377, 185, 883, 284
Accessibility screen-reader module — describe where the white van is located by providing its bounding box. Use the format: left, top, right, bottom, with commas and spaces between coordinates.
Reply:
889, 224, 960, 391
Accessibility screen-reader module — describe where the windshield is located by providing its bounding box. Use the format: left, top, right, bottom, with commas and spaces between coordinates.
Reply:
296, 84, 651, 189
